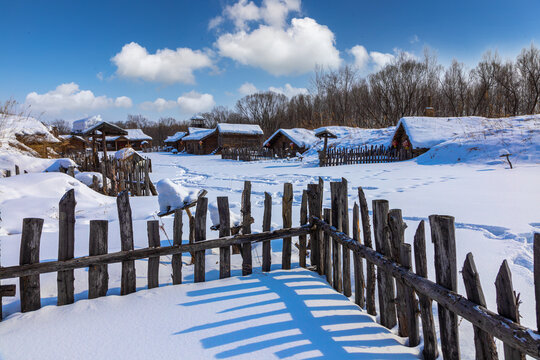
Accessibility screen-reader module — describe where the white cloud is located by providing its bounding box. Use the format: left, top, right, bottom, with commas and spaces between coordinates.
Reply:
25, 83, 132, 114
208, 15, 224, 30
349, 45, 370, 70
111, 42, 213, 84
238, 82, 258, 95
225, 0, 261, 30
260, 0, 301, 28
369, 51, 395, 69
219, 0, 301, 30
96, 72, 104, 81
410, 34, 419, 44
268, 83, 307, 98
140, 98, 178, 112
177, 91, 215, 113
216, 17, 341, 76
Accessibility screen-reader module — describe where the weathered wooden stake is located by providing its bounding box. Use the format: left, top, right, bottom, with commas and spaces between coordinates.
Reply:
388, 209, 408, 337
218, 197, 231, 278
147, 220, 160, 289
57, 189, 76, 306
413, 221, 438, 360
299, 190, 308, 268
535, 233, 540, 332
358, 187, 376, 316
430, 214, 460, 360
323, 208, 332, 285
171, 209, 182, 285
462, 253, 498, 360
341, 178, 351, 297
307, 183, 322, 273
282, 183, 293, 269
117, 191, 136, 295
88, 220, 108, 299
330, 182, 343, 293
400, 243, 420, 347
15, 165, 20, 175
262, 192, 272, 272
20, 218, 43, 312
496, 260, 525, 360
373, 199, 396, 329
352, 202, 365, 308
241, 181, 252, 275
194, 197, 208, 283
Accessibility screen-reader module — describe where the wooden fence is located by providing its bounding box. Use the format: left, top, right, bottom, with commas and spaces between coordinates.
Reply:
320, 145, 413, 166
221, 147, 291, 161
1, 164, 26, 178
0, 179, 539, 359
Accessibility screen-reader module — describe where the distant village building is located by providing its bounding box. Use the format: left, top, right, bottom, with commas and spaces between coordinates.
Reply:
190, 115, 206, 128
182, 127, 218, 155
71, 115, 127, 159
216, 123, 264, 150
164, 131, 187, 151
1, 114, 61, 158
58, 135, 87, 154
263, 128, 318, 154
106, 129, 153, 151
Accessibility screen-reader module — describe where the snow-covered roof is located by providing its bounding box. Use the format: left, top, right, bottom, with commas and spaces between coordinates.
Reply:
164, 131, 187, 143
0, 115, 60, 143
107, 129, 152, 142
217, 123, 264, 135
191, 115, 206, 120
72, 115, 126, 136
114, 147, 144, 161
59, 134, 87, 142
263, 128, 318, 148
394, 116, 490, 148
182, 128, 216, 141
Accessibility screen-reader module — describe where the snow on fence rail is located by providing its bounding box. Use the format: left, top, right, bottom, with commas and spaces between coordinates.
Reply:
319, 145, 413, 166
0, 179, 539, 359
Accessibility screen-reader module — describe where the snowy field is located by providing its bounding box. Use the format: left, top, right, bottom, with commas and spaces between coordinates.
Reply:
0, 151, 538, 359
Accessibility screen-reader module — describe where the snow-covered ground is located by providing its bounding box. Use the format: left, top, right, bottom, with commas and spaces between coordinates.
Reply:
0, 149, 538, 359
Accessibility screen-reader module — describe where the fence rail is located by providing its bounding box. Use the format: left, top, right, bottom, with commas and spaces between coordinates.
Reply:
0, 178, 539, 360
319, 145, 413, 166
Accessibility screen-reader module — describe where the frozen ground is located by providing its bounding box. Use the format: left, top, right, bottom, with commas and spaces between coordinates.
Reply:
0, 151, 538, 359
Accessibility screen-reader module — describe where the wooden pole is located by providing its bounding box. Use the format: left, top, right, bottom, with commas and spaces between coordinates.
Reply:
430, 214, 460, 360
117, 191, 136, 295
341, 178, 351, 297
57, 189, 76, 306
352, 202, 365, 308
282, 183, 293, 270
388, 209, 408, 337
241, 181, 252, 275
330, 182, 343, 293
535, 233, 540, 332
262, 192, 272, 272
358, 187, 376, 316
299, 190, 308, 268
19, 218, 43, 312
400, 243, 420, 347
323, 208, 332, 285
88, 220, 108, 299
307, 184, 322, 272
194, 197, 208, 283
171, 210, 182, 285
147, 220, 160, 289
217, 197, 231, 279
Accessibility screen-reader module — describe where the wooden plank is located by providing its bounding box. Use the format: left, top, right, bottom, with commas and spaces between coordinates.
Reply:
413, 221, 438, 360
217, 197, 231, 279
358, 186, 376, 316
323, 208, 332, 285
307, 184, 322, 272
88, 220, 108, 299
341, 178, 351, 297
19, 218, 43, 312
535, 233, 540, 332
117, 191, 136, 295
194, 197, 208, 283
330, 182, 343, 293
0, 284, 16, 320
147, 220, 160, 289
462, 253, 498, 360
241, 181, 252, 275
372, 199, 396, 329
388, 209, 408, 337
171, 209, 182, 285
400, 243, 420, 347
282, 183, 293, 270
352, 202, 365, 308
496, 260, 525, 360
262, 192, 272, 272
57, 189, 76, 306
313, 217, 540, 359
0, 226, 312, 280
299, 190, 308, 268
429, 214, 460, 360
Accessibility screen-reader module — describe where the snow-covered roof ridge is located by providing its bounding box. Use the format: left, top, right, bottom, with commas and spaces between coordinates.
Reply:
106, 129, 152, 142
164, 131, 187, 143
182, 128, 216, 141
263, 128, 318, 148
71, 115, 103, 134
217, 123, 264, 135
114, 147, 144, 161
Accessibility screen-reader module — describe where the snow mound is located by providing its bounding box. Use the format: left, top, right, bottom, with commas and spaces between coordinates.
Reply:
156, 179, 199, 213
114, 147, 141, 161
208, 201, 242, 227
0, 115, 60, 144
75, 172, 103, 187
44, 158, 78, 172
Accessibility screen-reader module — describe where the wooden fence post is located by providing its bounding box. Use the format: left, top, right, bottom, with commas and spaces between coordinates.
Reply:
218, 197, 231, 279
358, 187, 376, 316
330, 182, 343, 293
117, 191, 136, 295
147, 220, 160, 289
535, 233, 540, 332
323, 208, 332, 285
262, 192, 272, 272
373, 199, 396, 329
307, 184, 322, 273
88, 220, 108, 299
429, 214, 460, 360
462, 253, 498, 360
352, 202, 365, 308
15, 165, 19, 175
388, 209, 408, 337
172, 209, 182, 285
194, 197, 208, 283
496, 260, 525, 360
341, 178, 351, 297
20, 218, 43, 312
412, 221, 438, 359
282, 183, 293, 270
400, 243, 420, 347
241, 181, 252, 275
299, 190, 308, 268
58, 189, 76, 306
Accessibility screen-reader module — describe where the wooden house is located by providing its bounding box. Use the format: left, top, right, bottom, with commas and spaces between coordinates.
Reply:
72, 116, 127, 159
182, 127, 218, 155
58, 135, 88, 154
106, 129, 153, 151
1, 114, 62, 158
164, 131, 187, 152
263, 128, 317, 154
216, 123, 264, 150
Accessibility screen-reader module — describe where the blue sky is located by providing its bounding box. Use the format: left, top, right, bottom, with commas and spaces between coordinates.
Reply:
1, 0, 539, 123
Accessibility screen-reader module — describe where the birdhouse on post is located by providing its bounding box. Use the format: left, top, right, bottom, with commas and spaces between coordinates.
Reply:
315, 128, 337, 166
